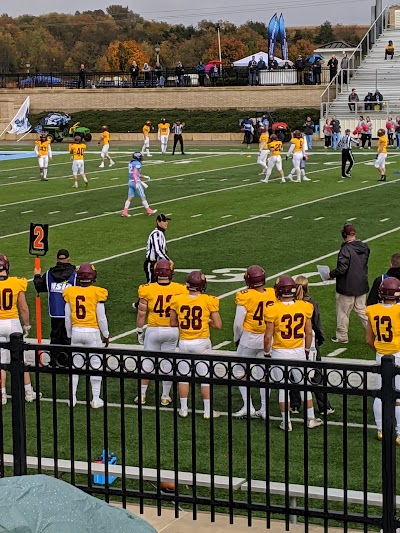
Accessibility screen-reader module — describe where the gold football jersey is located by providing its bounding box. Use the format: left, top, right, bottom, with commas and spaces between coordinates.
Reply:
138, 281, 188, 327
366, 303, 400, 355
265, 300, 313, 349
35, 140, 51, 156
268, 140, 283, 156
70, 143, 87, 160
0, 277, 27, 320
235, 288, 276, 335
158, 123, 170, 135
170, 293, 219, 340
63, 285, 108, 329
290, 138, 304, 153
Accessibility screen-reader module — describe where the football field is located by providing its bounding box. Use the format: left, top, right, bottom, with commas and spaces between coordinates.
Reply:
1, 142, 400, 523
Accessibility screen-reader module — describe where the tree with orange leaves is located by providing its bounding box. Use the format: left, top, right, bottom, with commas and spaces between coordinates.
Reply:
207, 35, 247, 67
106, 40, 150, 71
288, 39, 315, 62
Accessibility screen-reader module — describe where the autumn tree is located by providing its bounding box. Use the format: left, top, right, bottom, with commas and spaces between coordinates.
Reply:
207, 35, 247, 66
0, 32, 18, 72
316, 21, 335, 44
106, 40, 149, 71
288, 39, 314, 62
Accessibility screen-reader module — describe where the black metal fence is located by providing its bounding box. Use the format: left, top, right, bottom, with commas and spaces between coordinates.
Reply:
0, 333, 398, 531
0, 68, 332, 89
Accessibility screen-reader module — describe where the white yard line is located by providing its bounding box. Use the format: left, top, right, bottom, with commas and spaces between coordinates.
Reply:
326, 348, 348, 357
191, 214, 202, 218
380, 218, 390, 222
212, 341, 232, 349
314, 217, 324, 221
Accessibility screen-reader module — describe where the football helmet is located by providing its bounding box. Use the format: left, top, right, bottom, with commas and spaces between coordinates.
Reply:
161, 118, 166, 124
40, 133, 47, 142
244, 265, 266, 288
270, 133, 278, 141
74, 135, 82, 143
186, 270, 207, 292
102, 125, 108, 131
0, 253, 10, 273
379, 276, 400, 301
259, 126, 265, 133
275, 275, 297, 298
377, 128, 385, 137
76, 262, 97, 285
145, 120, 152, 126
293, 130, 302, 138
132, 152, 143, 162
154, 259, 173, 280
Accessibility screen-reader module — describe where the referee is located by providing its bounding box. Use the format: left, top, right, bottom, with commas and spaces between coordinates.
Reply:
171, 120, 185, 155
341, 128, 359, 178
144, 213, 171, 282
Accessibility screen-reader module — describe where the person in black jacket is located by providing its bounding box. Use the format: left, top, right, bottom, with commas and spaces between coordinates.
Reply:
367, 252, 400, 305
327, 55, 338, 81
329, 223, 370, 343
295, 55, 306, 85
290, 276, 335, 416
129, 61, 140, 88
33, 249, 77, 363
78, 64, 86, 89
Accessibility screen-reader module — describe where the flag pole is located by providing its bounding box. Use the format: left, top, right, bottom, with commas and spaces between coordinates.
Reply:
17, 128, 33, 143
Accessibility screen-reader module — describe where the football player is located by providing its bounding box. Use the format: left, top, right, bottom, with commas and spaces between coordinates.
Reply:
141, 121, 153, 157
121, 152, 157, 217
286, 130, 311, 183
63, 263, 109, 408
233, 265, 276, 419
366, 277, 400, 443
170, 271, 222, 419
260, 134, 286, 184
98, 125, 114, 168
0, 253, 39, 405
375, 128, 388, 181
135, 259, 188, 406
257, 127, 270, 175
264, 275, 322, 432
35, 133, 52, 181
287, 154, 310, 183
158, 118, 170, 154
70, 135, 88, 188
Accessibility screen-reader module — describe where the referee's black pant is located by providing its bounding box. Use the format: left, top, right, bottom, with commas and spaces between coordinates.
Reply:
341, 148, 354, 177
172, 134, 184, 154
143, 259, 157, 283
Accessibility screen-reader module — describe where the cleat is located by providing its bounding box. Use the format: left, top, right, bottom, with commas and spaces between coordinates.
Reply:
109, 161, 115, 167
68, 396, 77, 408
99, 163, 105, 168
40, 177, 48, 181
84, 180, 89, 187
256, 409, 267, 420
122, 213, 131, 217
72, 183, 78, 188
302, 176, 311, 181
260, 178, 269, 183
2, 392, 7, 405
377, 430, 383, 441
281, 177, 286, 183
160, 395, 172, 406
90, 398, 104, 409
25, 390, 41, 403
320, 407, 335, 416
307, 417, 323, 429
279, 420, 293, 432
291, 407, 300, 415
232, 406, 257, 419
178, 408, 188, 418
380, 174, 387, 182
134, 395, 146, 405
146, 208, 157, 216
204, 410, 220, 420
331, 337, 348, 344
286, 175, 294, 182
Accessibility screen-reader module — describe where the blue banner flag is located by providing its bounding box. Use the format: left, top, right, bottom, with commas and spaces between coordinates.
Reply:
268, 13, 279, 59
279, 13, 289, 61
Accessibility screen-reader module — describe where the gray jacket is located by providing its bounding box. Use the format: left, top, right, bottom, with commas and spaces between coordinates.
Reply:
330, 240, 370, 296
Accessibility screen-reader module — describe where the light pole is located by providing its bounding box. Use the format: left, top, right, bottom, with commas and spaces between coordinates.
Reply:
25, 62, 30, 74
216, 26, 222, 70
155, 43, 160, 64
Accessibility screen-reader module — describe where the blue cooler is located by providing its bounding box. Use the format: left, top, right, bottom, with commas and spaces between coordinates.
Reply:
93, 450, 117, 485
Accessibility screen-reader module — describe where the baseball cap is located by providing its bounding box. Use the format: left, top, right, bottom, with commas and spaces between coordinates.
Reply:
57, 249, 70, 260
343, 224, 356, 235
156, 214, 171, 222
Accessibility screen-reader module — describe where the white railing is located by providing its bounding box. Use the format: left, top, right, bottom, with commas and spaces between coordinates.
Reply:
320, 5, 389, 119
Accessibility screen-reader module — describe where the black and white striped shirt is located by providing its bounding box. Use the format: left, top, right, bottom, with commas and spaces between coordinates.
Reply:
340, 135, 359, 150
173, 124, 184, 135
146, 228, 169, 261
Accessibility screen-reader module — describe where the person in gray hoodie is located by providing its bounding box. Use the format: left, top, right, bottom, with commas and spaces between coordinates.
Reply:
329, 223, 370, 343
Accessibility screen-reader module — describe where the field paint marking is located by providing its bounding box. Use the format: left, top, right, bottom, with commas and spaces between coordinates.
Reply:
20, 210, 33, 214
313, 180, 320, 182
110, 177, 119, 180
48, 211, 60, 215
91, 177, 99, 180
221, 215, 232, 218
191, 214, 202, 218
314, 217, 324, 221
0, 209, 6, 213
212, 341, 232, 349
347, 217, 357, 221
362, 180, 369, 183
197, 178, 205, 181
220, 178, 228, 181
282, 216, 293, 220
326, 348, 347, 357
76, 211, 88, 215
380, 218, 390, 222
242, 179, 250, 182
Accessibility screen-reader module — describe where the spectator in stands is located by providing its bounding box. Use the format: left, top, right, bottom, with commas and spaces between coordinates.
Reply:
323, 119, 332, 148
295, 55, 306, 85
387, 115, 396, 146
303, 116, 315, 149
385, 40, 395, 60
348, 88, 359, 112
340, 53, 349, 84
129, 61, 139, 88
142, 63, 152, 87
281, 61, 292, 69
312, 58, 322, 85
364, 92, 374, 111
210, 64, 219, 86
154, 62, 165, 88
360, 116, 372, 149
373, 89, 383, 110
327, 55, 338, 81
175, 61, 185, 87
367, 252, 400, 305
196, 61, 206, 87
395, 117, 400, 149
78, 64, 86, 89
330, 115, 341, 150
268, 55, 278, 70
257, 56, 267, 73
248, 55, 257, 86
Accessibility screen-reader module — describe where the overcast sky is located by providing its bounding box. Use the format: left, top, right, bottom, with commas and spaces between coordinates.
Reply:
4, 0, 376, 26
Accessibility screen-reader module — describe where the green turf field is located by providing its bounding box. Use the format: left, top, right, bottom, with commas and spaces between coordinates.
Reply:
1, 142, 399, 525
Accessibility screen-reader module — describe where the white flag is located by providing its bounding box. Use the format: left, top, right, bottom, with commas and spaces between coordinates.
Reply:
7, 96, 31, 134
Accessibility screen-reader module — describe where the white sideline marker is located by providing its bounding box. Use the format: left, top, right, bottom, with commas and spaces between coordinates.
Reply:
326, 348, 347, 357
380, 218, 390, 222
221, 215, 232, 218
220, 179, 228, 181
282, 216, 293, 220
314, 217, 324, 221
191, 214, 202, 218
110, 177, 119, 180
362, 180, 368, 183
90, 177, 99, 180
48, 211, 60, 215
212, 341, 231, 350
76, 211, 88, 215
348, 217, 357, 221
197, 178, 205, 181
21, 210, 33, 214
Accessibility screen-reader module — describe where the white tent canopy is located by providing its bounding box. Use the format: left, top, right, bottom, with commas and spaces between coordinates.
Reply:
233, 52, 285, 67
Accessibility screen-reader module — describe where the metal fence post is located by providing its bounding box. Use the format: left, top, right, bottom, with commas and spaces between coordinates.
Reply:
9, 332, 27, 476
381, 356, 396, 533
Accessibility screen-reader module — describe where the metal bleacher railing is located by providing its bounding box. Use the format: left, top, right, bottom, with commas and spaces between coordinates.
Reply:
0, 333, 399, 532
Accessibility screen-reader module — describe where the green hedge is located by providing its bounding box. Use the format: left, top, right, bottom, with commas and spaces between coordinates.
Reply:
30, 108, 319, 134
